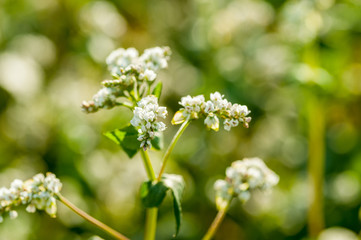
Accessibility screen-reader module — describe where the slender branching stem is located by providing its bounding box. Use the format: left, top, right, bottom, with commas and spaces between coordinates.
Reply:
157, 118, 191, 181
140, 150, 156, 180
57, 193, 129, 240
140, 150, 158, 240
202, 198, 232, 240
115, 102, 133, 110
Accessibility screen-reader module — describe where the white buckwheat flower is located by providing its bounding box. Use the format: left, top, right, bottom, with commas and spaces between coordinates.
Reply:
139, 69, 157, 81
139, 46, 171, 71
0, 172, 63, 222
172, 91, 251, 130
130, 95, 168, 150
82, 87, 120, 113
214, 158, 279, 210
83, 46, 171, 114
106, 48, 139, 75
178, 95, 205, 120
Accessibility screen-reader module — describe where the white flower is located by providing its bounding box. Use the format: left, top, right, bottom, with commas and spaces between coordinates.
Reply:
204, 101, 215, 113
131, 96, 167, 150
173, 91, 251, 131
139, 69, 157, 81
106, 48, 139, 73
238, 191, 251, 202
26, 204, 36, 213
139, 47, 171, 71
93, 88, 117, 108
9, 210, 18, 220
214, 158, 279, 208
204, 114, 219, 131
10, 179, 23, 190
214, 179, 229, 191
179, 95, 205, 119
0, 172, 63, 223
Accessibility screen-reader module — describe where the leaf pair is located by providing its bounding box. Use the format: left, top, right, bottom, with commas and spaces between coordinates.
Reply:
140, 174, 185, 237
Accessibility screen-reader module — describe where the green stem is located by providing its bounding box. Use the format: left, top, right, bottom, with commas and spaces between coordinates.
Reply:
157, 118, 191, 181
140, 150, 158, 240
202, 198, 232, 240
140, 150, 156, 180
115, 101, 133, 110
133, 79, 139, 101
57, 193, 129, 240
303, 40, 325, 237
144, 207, 158, 240
307, 93, 325, 237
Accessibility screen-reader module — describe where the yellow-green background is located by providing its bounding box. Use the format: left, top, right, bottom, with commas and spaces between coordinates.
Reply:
0, 0, 361, 239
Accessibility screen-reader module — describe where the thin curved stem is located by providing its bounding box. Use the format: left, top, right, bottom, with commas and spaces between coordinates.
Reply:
57, 193, 129, 240
202, 198, 232, 240
139, 150, 158, 240
157, 118, 191, 181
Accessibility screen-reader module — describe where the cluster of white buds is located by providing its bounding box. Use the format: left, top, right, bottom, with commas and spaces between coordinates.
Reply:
82, 47, 171, 113
214, 158, 279, 210
130, 96, 168, 150
82, 87, 122, 113
0, 173, 62, 223
172, 91, 251, 131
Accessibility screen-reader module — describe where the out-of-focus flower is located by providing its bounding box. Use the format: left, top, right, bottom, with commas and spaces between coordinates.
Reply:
0, 173, 62, 222
130, 96, 167, 150
214, 158, 279, 210
82, 47, 171, 113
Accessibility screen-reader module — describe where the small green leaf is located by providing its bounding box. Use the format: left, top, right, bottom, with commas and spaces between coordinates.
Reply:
140, 181, 168, 208
152, 82, 162, 98
162, 174, 185, 237
103, 125, 140, 158
151, 134, 163, 150
140, 174, 185, 236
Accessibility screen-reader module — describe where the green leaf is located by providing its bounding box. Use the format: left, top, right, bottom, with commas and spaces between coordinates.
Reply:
151, 134, 163, 150
152, 82, 162, 98
140, 181, 168, 208
103, 125, 140, 158
140, 174, 185, 237
162, 174, 185, 237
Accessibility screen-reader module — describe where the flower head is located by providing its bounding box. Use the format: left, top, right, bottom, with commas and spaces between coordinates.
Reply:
82, 46, 171, 114
173, 91, 251, 130
0, 173, 62, 222
214, 158, 279, 210
130, 96, 167, 150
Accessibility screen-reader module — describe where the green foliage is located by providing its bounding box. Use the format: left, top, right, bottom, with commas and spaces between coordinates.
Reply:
162, 174, 185, 237
140, 174, 185, 236
152, 82, 163, 99
140, 181, 168, 207
103, 125, 140, 158
150, 134, 163, 151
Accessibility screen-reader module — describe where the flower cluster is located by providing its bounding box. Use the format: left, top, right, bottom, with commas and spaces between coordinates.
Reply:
82, 47, 171, 113
172, 91, 251, 131
214, 158, 279, 210
130, 96, 167, 150
0, 173, 62, 223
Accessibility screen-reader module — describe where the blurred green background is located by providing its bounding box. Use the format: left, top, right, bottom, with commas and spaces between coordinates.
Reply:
1, 0, 361, 239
